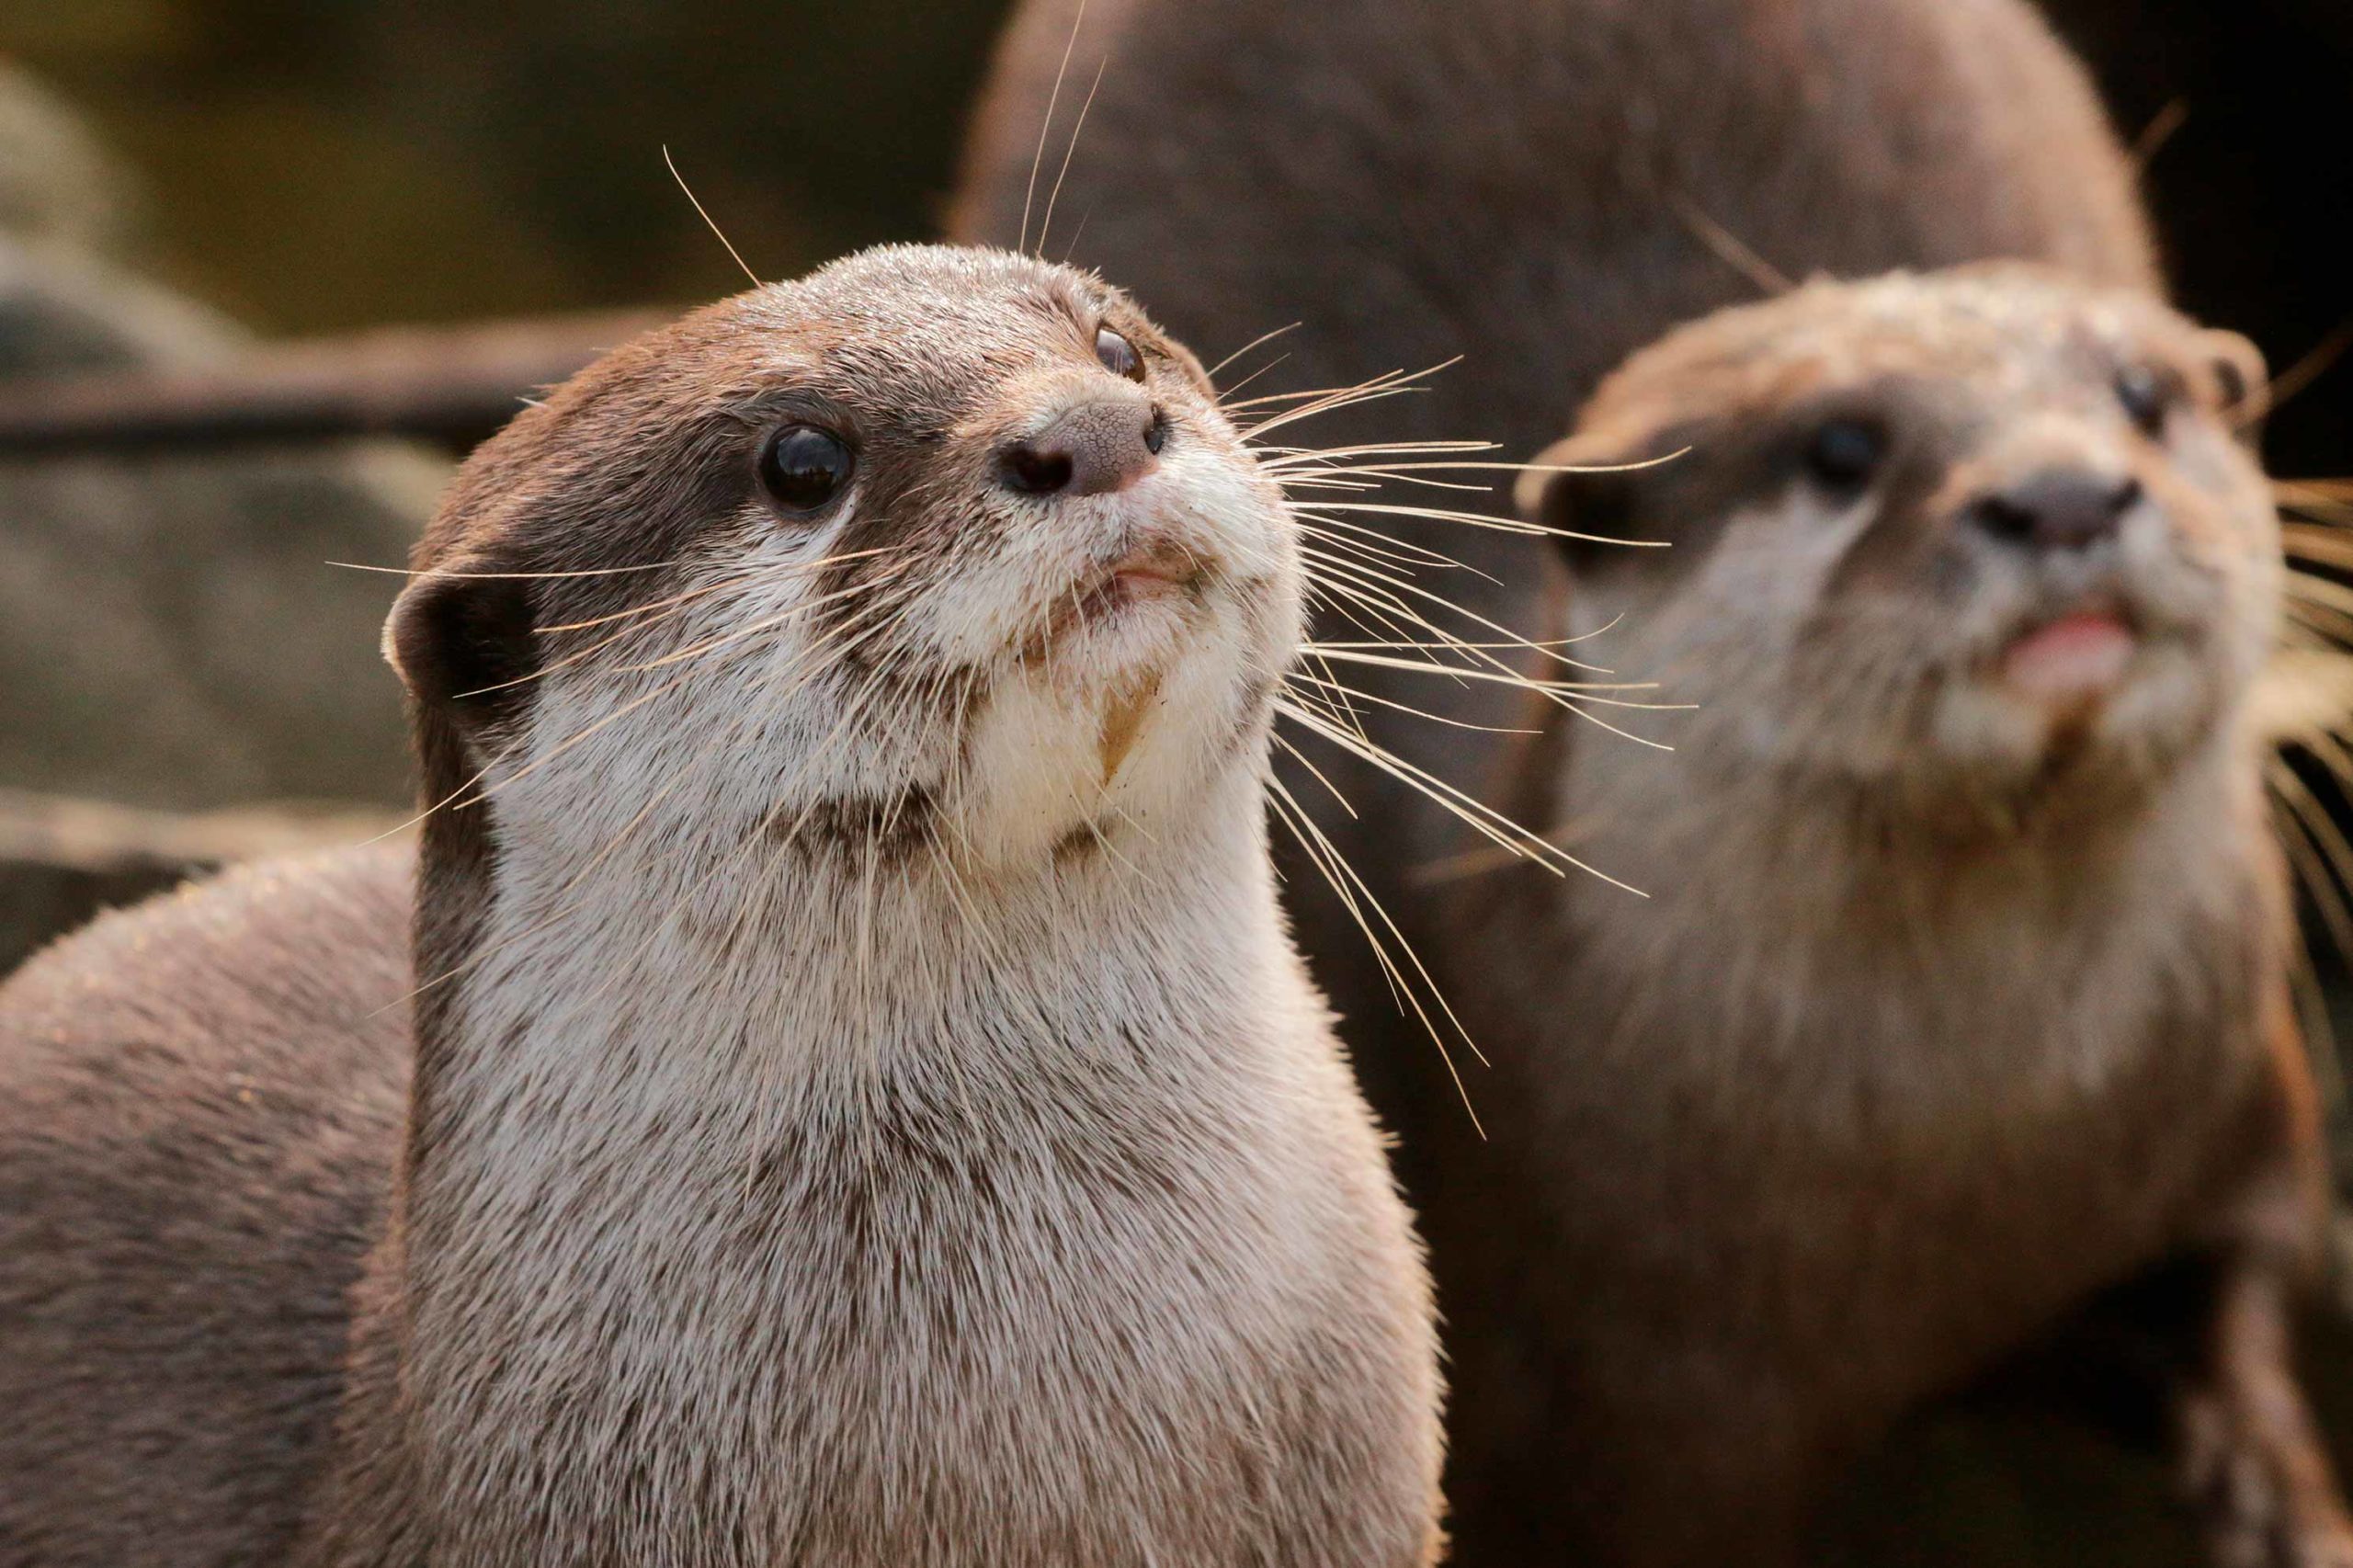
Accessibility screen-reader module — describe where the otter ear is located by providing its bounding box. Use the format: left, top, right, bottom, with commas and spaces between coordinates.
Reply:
2201, 328, 2268, 437
383, 570, 539, 731
1517, 433, 1640, 574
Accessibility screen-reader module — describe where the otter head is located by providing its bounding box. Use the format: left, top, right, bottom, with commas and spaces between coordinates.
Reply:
384, 244, 1299, 900
1519, 265, 2277, 830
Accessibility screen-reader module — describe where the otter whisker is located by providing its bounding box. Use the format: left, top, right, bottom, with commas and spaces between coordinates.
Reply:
450, 567, 769, 701
1267, 775, 1488, 1132
1295, 570, 1477, 693
1238, 380, 1442, 442
1294, 522, 1478, 580
1310, 619, 1630, 653
1266, 730, 1358, 821
445, 545, 902, 702
1295, 542, 1619, 687
1298, 496, 1670, 548
1205, 321, 1303, 381
1017, 0, 1092, 256
327, 559, 691, 581
1036, 55, 1108, 259
663, 145, 762, 288
1297, 515, 1498, 579
1215, 352, 1298, 404
1222, 362, 1453, 419
1279, 698, 1644, 894
1285, 672, 1542, 734
1305, 650, 1677, 703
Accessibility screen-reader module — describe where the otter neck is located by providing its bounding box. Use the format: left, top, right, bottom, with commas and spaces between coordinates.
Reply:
407, 759, 1278, 1162
365, 756, 1321, 1551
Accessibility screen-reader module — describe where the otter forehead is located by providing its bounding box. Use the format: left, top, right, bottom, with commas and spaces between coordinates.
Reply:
562, 245, 1164, 445
726, 244, 1158, 419
1578, 266, 2216, 447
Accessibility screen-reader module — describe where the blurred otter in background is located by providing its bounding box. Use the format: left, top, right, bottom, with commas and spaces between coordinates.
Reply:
956, 0, 2353, 1562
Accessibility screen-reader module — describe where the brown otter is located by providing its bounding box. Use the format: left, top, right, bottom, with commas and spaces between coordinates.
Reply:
0, 244, 1444, 1566
950, 1, 2351, 1563
1451, 266, 2347, 1566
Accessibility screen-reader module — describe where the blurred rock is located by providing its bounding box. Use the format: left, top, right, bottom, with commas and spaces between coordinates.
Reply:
0, 59, 126, 254
0, 68, 445, 812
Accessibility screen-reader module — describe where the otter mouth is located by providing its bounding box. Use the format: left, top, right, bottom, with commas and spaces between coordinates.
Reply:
1995, 599, 2140, 705
1037, 540, 1215, 649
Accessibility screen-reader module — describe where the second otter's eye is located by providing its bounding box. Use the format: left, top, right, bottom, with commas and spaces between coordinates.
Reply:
2115, 366, 2170, 437
758, 425, 855, 514
1804, 419, 1886, 491
1095, 326, 1145, 383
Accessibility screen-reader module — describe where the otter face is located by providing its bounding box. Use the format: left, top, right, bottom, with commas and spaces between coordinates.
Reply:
386, 244, 1299, 876
1522, 266, 2278, 820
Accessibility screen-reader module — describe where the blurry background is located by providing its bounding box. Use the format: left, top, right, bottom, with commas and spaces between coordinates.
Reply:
0, 0, 1005, 327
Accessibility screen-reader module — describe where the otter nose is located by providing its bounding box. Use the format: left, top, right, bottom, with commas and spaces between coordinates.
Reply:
1970, 470, 2143, 552
996, 400, 1165, 498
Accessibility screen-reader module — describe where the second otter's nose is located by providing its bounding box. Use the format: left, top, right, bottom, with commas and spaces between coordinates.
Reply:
997, 400, 1165, 498
1970, 470, 2143, 552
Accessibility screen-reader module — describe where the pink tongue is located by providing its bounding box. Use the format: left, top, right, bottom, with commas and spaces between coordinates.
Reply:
2002, 611, 2135, 699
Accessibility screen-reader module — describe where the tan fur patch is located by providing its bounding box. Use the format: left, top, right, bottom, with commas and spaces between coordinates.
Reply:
1098, 669, 1165, 784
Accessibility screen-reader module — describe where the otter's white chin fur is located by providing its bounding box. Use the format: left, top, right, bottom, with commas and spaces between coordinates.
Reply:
948, 460, 1295, 869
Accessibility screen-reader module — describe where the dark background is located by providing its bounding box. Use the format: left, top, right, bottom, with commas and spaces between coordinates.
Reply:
3, 0, 2347, 478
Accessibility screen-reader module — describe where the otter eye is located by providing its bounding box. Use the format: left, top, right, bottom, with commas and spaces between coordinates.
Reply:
1804, 419, 1885, 490
2115, 366, 2170, 437
1095, 325, 1146, 383
757, 425, 854, 514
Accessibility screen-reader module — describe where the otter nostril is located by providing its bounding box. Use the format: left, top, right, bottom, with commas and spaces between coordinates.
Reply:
1143, 408, 1168, 455
1973, 494, 2039, 546
999, 441, 1075, 495
1971, 470, 2141, 552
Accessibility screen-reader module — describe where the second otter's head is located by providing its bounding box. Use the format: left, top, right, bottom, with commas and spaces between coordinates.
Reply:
385, 244, 1300, 885
1519, 266, 2278, 825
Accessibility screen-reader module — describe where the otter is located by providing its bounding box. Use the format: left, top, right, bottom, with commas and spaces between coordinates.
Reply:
950, 1, 2351, 1563
0, 244, 1443, 1567
1451, 266, 2347, 1565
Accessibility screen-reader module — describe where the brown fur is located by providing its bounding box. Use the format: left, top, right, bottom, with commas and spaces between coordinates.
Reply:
1450, 267, 2350, 1564
0, 846, 413, 1567
0, 245, 1443, 1567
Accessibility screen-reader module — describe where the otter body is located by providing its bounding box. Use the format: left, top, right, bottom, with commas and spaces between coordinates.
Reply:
956, 5, 2351, 1565
0, 246, 1443, 1567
